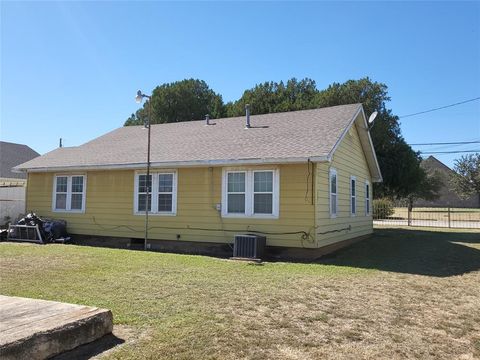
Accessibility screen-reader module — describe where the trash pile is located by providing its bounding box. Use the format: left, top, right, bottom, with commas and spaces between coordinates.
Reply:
0, 212, 70, 243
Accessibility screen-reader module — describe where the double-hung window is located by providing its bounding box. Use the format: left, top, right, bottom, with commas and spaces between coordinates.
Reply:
53, 175, 86, 212
365, 181, 371, 216
329, 168, 337, 217
226, 172, 246, 214
350, 176, 356, 216
222, 169, 279, 218
134, 172, 177, 215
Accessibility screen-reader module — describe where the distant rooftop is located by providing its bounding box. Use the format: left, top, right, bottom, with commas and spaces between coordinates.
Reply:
0, 141, 40, 179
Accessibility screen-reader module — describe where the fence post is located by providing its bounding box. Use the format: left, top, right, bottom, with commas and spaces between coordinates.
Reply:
408, 207, 412, 226
448, 207, 451, 228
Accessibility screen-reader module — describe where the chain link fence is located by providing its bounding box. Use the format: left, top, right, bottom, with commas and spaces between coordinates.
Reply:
373, 201, 480, 229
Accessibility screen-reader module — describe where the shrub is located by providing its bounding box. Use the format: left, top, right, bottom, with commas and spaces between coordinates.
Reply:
373, 198, 395, 219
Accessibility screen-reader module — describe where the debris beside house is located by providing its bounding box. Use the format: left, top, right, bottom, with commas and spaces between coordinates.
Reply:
2, 212, 70, 244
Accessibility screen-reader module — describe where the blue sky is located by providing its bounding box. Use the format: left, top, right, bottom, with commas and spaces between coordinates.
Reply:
1, 1, 479, 168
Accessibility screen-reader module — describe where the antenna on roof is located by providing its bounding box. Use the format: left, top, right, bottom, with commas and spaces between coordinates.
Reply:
59, 138, 63, 148
368, 111, 378, 130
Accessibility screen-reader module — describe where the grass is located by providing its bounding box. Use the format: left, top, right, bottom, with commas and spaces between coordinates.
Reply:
1, 227, 479, 359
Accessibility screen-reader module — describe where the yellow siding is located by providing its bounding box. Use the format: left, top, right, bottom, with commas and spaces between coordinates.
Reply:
26, 164, 316, 248
315, 120, 373, 247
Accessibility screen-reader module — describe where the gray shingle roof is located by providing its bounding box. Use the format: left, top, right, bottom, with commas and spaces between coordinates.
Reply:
15, 104, 365, 171
0, 141, 40, 179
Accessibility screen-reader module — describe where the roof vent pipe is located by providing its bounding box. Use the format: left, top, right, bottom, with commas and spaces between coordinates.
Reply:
205, 114, 210, 125
245, 104, 251, 129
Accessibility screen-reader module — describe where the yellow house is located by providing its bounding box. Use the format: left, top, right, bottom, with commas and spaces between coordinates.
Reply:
14, 104, 382, 258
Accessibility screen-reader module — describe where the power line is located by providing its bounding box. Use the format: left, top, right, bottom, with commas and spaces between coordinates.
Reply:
399, 97, 480, 118
410, 140, 480, 146
419, 149, 480, 154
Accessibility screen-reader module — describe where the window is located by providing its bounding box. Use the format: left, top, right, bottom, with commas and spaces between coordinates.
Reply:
137, 174, 152, 212
329, 168, 337, 217
227, 172, 246, 214
53, 175, 86, 212
365, 181, 371, 216
222, 169, 279, 218
134, 172, 177, 215
253, 171, 273, 214
350, 176, 356, 216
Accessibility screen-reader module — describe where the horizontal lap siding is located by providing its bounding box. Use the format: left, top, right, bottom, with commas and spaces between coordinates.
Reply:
26, 164, 315, 248
315, 120, 373, 247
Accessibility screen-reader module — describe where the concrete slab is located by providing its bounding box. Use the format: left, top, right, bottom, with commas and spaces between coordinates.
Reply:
0, 295, 113, 360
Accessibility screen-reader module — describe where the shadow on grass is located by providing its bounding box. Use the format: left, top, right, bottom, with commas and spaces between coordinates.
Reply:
51, 333, 125, 360
318, 228, 480, 277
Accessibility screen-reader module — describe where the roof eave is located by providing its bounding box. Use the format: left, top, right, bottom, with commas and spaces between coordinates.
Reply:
326, 104, 383, 183
18, 156, 330, 173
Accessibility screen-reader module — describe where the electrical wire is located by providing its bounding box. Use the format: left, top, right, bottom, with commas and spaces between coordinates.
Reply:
399, 97, 480, 118
419, 149, 480, 154
92, 216, 312, 240
317, 225, 351, 235
410, 140, 480, 146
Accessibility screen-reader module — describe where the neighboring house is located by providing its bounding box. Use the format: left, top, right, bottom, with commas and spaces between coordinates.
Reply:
14, 104, 382, 257
0, 141, 40, 224
415, 156, 479, 208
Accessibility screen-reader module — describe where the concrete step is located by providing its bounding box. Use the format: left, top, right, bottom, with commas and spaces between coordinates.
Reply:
0, 295, 113, 360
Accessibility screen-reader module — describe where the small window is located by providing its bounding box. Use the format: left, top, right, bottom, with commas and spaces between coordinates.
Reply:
253, 171, 273, 214
350, 176, 356, 216
222, 169, 278, 218
329, 168, 337, 217
53, 175, 86, 212
158, 174, 174, 212
137, 174, 152, 212
227, 172, 246, 213
134, 172, 176, 215
365, 181, 371, 216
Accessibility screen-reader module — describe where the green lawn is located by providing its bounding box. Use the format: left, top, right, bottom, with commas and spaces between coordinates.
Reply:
1, 227, 479, 359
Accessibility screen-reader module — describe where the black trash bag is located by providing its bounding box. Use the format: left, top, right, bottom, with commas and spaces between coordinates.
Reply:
43, 220, 67, 241
9, 212, 69, 243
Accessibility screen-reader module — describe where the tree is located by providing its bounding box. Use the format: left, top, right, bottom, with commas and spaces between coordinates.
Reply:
225, 78, 319, 117
451, 153, 480, 206
405, 167, 442, 210
316, 77, 429, 200
124, 79, 225, 126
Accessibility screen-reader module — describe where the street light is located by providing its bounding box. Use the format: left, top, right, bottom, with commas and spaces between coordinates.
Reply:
135, 90, 152, 251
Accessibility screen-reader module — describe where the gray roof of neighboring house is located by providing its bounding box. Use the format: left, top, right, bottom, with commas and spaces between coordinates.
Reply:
0, 141, 40, 179
415, 156, 479, 208
13, 104, 381, 181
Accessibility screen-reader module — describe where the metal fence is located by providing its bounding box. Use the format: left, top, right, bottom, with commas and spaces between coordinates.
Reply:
373, 205, 480, 229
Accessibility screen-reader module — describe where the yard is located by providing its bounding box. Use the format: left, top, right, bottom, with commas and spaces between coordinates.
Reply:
1, 227, 479, 360
374, 207, 480, 229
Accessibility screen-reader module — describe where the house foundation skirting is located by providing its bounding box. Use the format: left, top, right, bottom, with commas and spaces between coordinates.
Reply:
71, 233, 370, 261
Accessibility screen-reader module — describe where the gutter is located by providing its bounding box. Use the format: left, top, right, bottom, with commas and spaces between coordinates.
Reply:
14, 156, 330, 173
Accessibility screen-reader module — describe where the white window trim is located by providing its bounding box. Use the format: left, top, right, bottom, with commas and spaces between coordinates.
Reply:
52, 174, 87, 213
221, 168, 279, 219
365, 180, 371, 216
350, 175, 356, 217
329, 168, 337, 218
133, 170, 177, 216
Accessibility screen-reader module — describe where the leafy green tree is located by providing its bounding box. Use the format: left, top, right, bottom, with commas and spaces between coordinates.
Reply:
225, 78, 319, 117
125, 79, 225, 126
451, 153, 480, 206
405, 167, 442, 210
316, 77, 429, 200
